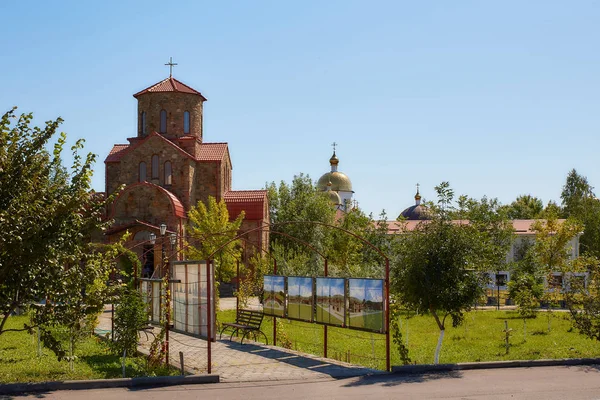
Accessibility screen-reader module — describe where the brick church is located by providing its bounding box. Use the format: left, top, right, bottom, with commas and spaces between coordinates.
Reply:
103, 72, 269, 275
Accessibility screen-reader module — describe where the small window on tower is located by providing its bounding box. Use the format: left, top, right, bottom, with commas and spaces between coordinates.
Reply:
151, 155, 159, 179
183, 111, 190, 134
141, 112, 147, 136
139, 162, 147, 182
164, 161, 172, 185
160, 109, 167, 133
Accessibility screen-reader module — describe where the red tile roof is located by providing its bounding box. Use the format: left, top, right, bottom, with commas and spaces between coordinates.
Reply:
133, 77, 207, 100
159, 185, 186, 218
198, 142, 228, 162
381, 219, 566, 235
104, 134, 227, 164
105, 144, 130, 162
224, 190, 267, 221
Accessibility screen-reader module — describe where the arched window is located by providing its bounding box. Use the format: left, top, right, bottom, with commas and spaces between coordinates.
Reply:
139, 162, 147, 182
141, 112, 147, 136
164, 161, 172, 185
183, 111, 190, 134
160, 109, 167, 133
151, 155, 159, 179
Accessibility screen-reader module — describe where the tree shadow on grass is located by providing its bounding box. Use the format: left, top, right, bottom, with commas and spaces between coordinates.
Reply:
342, 370, 463, 387
78, 354, 122, 377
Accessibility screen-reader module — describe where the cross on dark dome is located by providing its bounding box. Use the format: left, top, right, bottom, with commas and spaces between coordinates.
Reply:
165, 57, 178, 77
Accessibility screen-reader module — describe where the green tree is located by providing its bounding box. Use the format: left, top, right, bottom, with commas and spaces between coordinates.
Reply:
560, 169, 600, 257
542, 200, 563, 218
326, 207, 377, 277
392, 182, 487, 364
454, 195, 514, 274
0, 108, 118, 354
531, 211, 583, 330
267, 174, 335, 274
508, 240, 545, 326
109, 288, 148, 376
503, 195, 544, 220
565, 255, 600, 342
187, 196, 244, 282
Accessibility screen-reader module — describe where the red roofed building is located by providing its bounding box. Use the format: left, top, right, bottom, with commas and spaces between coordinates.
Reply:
104, 74, 269, 276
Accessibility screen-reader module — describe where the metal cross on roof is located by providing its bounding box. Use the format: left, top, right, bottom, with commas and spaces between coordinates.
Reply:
416, 183, 420, 192
165, 57, 178, 77
331, 142, 338, 153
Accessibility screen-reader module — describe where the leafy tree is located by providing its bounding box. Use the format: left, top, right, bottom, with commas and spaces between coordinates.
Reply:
561, 169, 594, 216
565, 255, 600, 342
531, 211, 583, 330
0, 108, 118, 358
560, 169, 600, 257
326, 207, 378, 277
270, 242, 312, 276
392, 182, 487, 364
503, 195, 544, 220
110, 288, 147, 376
454, 195, 514, 274
508, 240, 545, 331
542, 200, 563, 218
531, 212, 582, 276
187, 196, 244, 283
236, 253, 270, 308
267, 174, 335, 273
268, 174, 388, 278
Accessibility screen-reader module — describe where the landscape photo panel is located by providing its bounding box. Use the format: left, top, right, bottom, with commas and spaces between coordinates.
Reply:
263, 275, 285, 317
315, 277, 345, 327
347, 278, 384, 332
286, 276, 314, 322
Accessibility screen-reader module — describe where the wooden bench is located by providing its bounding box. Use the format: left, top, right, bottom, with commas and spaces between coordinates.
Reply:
219, 309, 268, 345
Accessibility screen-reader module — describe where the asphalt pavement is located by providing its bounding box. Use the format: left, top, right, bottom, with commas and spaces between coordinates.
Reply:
7, 365, 600, 400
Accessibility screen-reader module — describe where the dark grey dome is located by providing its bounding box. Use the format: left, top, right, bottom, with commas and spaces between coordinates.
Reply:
399, 204, 430, 220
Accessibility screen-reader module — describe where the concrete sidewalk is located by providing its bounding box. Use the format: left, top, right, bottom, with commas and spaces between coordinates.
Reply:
97, 307, 381, 383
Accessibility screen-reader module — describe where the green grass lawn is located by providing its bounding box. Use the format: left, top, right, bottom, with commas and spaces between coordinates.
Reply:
348, 311, 384, 332
315, 305, 344, 326
0, 316, 173, 384
217, 309, 600, 370
287, 304, 313, 321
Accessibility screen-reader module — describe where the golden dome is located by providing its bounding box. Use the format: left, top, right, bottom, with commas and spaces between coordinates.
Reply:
329, 152, 339, 166
317, 171, 353, 192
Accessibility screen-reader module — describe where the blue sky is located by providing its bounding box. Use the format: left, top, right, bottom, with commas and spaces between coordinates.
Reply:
2, 1, 599, 217
288, 277, 313, 297
349, 279, 383, 302
317, 278, 345, 297
265, 275, 285, 293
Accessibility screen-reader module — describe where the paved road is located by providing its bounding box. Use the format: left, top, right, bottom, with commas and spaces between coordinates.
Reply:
9, 365, 600, 400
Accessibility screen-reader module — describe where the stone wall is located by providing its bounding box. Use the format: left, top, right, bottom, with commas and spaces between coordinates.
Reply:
108, 136, 195, 209
137, 92, 204, 140
191, 161, 221, 207
111, 184, 180, 229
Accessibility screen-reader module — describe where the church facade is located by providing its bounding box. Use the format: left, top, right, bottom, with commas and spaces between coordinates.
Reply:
103, 75, 269, 275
